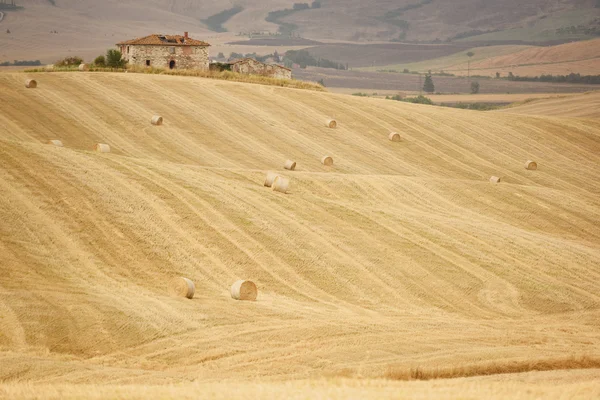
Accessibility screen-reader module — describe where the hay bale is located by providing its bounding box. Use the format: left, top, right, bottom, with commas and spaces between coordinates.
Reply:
389, 132, 401, 142
525, 160, 537, 170
272, 176, 290, 194
25, 79, 37, 89
48, 139, 63, 147
78, 63, 88, 71
326, 119, 337, 128
230, 280, 258, 301
490, 176, 501, 183
264, 172, 280, 187
45, 64, 54, 71
95, 143, 110, 153
321, 156, 333, 166
284, 160, 296, 171
151, 115, 163, 126
170, 277, 195, 299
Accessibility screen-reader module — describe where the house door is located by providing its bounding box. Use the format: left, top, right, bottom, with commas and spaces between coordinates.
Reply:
169, 60, 176, 69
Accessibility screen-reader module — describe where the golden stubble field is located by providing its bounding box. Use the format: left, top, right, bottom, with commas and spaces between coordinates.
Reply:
0, 72, 599, 399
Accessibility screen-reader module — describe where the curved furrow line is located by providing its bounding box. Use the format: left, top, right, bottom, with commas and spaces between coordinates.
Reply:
210, 175, 418, 310
326, 199, 524, 316
315, 94, 491, 179
268, 89, 432, 176
105, 158, 351, 308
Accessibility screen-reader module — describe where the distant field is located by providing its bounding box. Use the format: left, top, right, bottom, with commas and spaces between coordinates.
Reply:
459, 9, 600, 43
294, 67, 600, 94
227, 37, 322, 46
305, 42, 473, 69
359, 45, 533, 73
326, 89, 578, 105
361, 39, 600, 77
500, 91, 600, 119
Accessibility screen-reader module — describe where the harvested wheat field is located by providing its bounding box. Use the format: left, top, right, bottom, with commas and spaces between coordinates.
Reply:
0, 72, 599, 399
501, 91, 600, 119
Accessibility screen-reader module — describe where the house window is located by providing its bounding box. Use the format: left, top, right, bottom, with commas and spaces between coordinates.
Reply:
146, 60, 151, 67
127, 46, 130, 54
169, 47, 175, 54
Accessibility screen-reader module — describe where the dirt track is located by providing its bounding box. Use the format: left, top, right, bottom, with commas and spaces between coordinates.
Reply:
0, 72, 599, 398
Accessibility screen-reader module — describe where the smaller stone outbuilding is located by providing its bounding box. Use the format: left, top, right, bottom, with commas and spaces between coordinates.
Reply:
229, 58, 292, 79
116, 33, 210, 70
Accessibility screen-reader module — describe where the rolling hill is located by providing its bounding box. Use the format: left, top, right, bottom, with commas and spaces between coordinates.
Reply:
501, 91, 600, 119
364, 39, 600, 77
0, 0, 598, 64
0, 71, 599, 398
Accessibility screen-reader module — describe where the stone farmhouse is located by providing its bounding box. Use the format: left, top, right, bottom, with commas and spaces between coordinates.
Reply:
116, 33, 210, 70
228, 58, 292, 80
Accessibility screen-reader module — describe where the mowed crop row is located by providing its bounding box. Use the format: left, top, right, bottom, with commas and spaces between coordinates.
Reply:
0, 73, 599, 392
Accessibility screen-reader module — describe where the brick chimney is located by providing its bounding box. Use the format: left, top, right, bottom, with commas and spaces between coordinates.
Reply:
184, 32, 189, 40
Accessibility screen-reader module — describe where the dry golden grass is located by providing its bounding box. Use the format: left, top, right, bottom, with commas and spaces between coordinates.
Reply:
385, 355, 600, 381
1, 370, 600, 400
0, 72, 599, 398
368, 39, 600, 77
23, 66, 325, 91
500, 91, 600, 119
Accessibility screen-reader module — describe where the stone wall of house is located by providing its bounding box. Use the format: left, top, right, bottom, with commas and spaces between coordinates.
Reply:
231, 59, 292, 79
119, 45, 209, 70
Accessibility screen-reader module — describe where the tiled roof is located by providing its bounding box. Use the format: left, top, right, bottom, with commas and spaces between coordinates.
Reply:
116, 34, 210, 47
229, 58, 291, 71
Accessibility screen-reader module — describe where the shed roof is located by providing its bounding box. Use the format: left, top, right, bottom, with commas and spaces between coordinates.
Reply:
117, 34, 210, 47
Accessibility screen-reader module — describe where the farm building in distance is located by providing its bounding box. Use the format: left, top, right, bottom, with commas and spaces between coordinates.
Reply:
116, 33, 210, 70
214, 58, 292, 79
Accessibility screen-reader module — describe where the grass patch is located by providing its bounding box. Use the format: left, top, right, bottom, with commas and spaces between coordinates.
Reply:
23, 66, 326, 91
386, 94, 434, 105
385, 355, 600, 381
440, 102, 505, 111
201, 6, 243, 33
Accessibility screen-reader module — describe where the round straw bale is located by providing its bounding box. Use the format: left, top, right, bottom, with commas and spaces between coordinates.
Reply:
321, 156, 334, 166
230, 280, 258, 301
389, 132, 401, 142
95, 143, 110, 153
48, 139, 63, 147
25, 79, 37, 88
78, 63, 88, 71
170, 277, 195, 299
272, 176, 290, 194
151, 115, 163, 126
284, 160, 296, 171
525, 160, 537, 170
490, 176, 501, 183
326, 119, 337, 128
264, 171, 280, 187
45, 64, 54, 71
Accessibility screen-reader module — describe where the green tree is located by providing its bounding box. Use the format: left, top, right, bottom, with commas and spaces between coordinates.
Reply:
94, 55, 106, 66
106, 49, 125, 68
55, 56, 83, 67
423, 71, 435, 93
471, 81, 480, 94
466, 51, 474, 80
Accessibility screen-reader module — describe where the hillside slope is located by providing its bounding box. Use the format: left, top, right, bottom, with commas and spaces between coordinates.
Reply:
361, 39, 600, 76
0, 0, 598, 63
501, 91, 600, 119
0, 72, 599, 396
